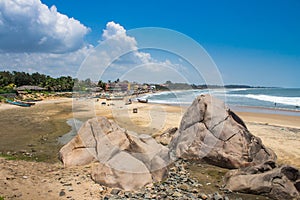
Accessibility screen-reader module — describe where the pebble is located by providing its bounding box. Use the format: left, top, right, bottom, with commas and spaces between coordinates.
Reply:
59, 190, 66, 196
213, 192, 223, 200
98, 159, 230, 200
172, 191, 183, 197
199, 193, 208, 200
110, 188, 121, 195
178, 183, 190, 191
99, 186, 104, 193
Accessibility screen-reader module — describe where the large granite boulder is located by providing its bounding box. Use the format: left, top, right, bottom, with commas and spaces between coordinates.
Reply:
59, 116, 169, 190
224, 161, 300, 199
169, 94, 277, 169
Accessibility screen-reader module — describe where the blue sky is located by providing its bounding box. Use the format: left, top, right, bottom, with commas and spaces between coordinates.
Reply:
0, 0, 300, 87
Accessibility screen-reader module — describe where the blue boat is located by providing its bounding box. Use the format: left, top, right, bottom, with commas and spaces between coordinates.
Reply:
6, 99, 32, 107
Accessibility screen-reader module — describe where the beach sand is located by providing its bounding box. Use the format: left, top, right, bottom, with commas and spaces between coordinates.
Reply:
237, 111, 300, 167
0, 98, 299, 199
0, 98, 299, 166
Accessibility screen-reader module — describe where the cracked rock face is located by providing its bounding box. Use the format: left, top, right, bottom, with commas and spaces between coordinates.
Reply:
59, 117, 169, 191
169, 94, 277, 169
224, 161, 300, 199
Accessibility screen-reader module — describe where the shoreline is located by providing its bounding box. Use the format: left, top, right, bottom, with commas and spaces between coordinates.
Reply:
146, 101, 300, 117
231, 104, 300, 117
0, 97, 299, 168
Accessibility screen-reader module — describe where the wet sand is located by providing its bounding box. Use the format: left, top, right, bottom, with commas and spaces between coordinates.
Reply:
0, 98, 73, 162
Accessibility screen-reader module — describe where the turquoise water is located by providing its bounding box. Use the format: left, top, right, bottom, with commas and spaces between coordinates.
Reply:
141, 88, 300, 116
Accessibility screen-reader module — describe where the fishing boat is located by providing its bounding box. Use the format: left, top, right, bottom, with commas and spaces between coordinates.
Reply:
137, 98, 148, 103
6, 99, 33, 107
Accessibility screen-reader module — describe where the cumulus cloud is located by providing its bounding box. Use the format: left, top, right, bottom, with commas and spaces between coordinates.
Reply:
100, 21, 151, 64
78, 21, 177, 81
0, 46, 93, 77
0, 20, 197, 84
0, 0, 89, 53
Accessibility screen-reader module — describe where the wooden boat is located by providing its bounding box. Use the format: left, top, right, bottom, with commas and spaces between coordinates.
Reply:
6, 99, 32, 107
137, 98, 148, 103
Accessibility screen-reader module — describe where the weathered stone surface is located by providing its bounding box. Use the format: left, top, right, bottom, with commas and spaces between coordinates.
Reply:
224, 161, 300, 200
59, 116, 169, 190
169, 94, 277, 169
154, 127, 178, 146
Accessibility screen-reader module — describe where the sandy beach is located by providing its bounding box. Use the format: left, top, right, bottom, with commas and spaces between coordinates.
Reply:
0, 97, 299, 199
0, 97, 299, 166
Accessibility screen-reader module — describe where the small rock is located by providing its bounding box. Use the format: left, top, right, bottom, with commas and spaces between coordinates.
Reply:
199, 193, 208, 200
213, 192, 223, 200
99, 186, 104, 193
187, 193, 197, 199
124, 191, 132, 198
172, 191, 183, 197
191, 188, 198, 193
68, 187, 73, 192
110, 188, 121, 195
22, 176, 28, 179
59, 190, 66, 196
178, 183, 190, 191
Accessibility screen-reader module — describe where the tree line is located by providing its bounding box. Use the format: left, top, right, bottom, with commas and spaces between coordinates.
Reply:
0, 71, 106, 93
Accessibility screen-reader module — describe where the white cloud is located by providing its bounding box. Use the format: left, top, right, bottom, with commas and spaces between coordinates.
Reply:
78, 21, 182, 82
100, 21, 151, 64
0, 20, 196, 84
0, 0, 89, 53
0, 45, 92, 77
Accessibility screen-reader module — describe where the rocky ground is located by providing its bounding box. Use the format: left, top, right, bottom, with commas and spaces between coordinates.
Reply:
0, 157, 268, 200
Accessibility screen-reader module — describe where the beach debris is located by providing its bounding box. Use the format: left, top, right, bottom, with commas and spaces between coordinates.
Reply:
169, 94, 277, 169
59, 116, 169, 190
224, 161, 300, 199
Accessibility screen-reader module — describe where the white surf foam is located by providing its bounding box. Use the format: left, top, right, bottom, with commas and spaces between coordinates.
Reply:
245, 94, 300, 106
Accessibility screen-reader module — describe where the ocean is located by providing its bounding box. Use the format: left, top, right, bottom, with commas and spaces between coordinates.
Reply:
141, 88, 300, 116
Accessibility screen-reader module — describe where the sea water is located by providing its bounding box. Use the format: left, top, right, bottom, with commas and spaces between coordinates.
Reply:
142, 88, 300, 116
